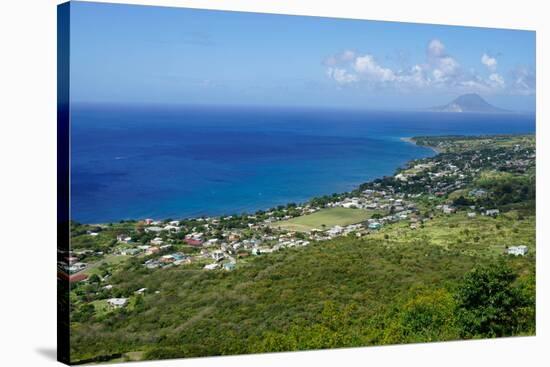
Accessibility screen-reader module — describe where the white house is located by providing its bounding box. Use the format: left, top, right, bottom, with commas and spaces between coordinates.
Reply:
442, 205, 456, 214
150, 237, 164, 246
144, 226, 163, 233
211, 250, 225, 261
204, 263, 219, 270
486, 209, 500, 216
68, 262, 87, 273
135, 288, 147, 295
507, 245, 528, 256
368, 222, 381, 230
327, 225, 344, 236
107, 298, 128, 308
116, 235, 132, 243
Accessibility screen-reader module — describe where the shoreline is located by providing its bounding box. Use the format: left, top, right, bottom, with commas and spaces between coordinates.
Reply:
81, 136, 444, 225
400, 136, 443, 154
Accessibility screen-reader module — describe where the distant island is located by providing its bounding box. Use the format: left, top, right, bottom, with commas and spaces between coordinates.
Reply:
429, 93, 511, 114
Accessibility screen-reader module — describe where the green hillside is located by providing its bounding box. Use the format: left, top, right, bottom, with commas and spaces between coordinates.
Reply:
70, 211, 535, 363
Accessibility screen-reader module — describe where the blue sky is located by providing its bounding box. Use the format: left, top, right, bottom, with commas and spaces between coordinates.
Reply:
69, 1, 536, 111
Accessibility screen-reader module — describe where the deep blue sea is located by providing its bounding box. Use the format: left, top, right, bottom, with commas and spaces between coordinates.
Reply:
70, 104, 535, 223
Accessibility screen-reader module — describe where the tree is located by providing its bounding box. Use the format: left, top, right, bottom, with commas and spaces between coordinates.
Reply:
455, 262, 530, 337
88, 274, 101, 284
383, 289, 459, 343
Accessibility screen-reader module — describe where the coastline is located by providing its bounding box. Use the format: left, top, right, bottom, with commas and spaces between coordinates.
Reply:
400, 136, 443, 154
81, 137, 440, 225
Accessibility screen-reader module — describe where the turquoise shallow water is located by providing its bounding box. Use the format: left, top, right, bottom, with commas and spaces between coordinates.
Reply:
70, 104, 535, 223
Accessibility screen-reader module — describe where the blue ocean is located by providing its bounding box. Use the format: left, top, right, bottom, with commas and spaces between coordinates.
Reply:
71, 104, 535, 223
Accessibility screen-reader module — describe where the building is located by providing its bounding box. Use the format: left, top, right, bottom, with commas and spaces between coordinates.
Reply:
120, 248, 141, 256
69, 273, 89, 283
107, 298, 128, 308
116, 234, 132, 243
145, 247, 160, 255
223, 262, 236, 271
327, 225, 344, 236
486, 209, 500, 216
150, 237, 164, 246
442, 205, 456, 214
211, 250, 225, 261
368, 222, 381, 230
144, 226, 163, 233
185, 238, 203, 247
507, 245, 528, 256
68, 262, 87, 273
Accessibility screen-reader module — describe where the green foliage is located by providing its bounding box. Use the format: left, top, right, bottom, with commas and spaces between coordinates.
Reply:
383, 289, 459, 343
455, 261, 532, 337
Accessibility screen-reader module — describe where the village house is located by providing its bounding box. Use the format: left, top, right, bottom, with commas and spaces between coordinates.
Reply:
223, 262, 236, 271
119, 248, 141, 256
69, 273, 89, 283
163, 224, 180, 232
368, 222, 381, 230
144, 226, 163, 233
116, 234, 132, 243
107, 298, 128, 309
185, 238, 203, 247
327, 225, 344, 237
150, 237, 164, 246
442, 205, 456, 214
68, 262, 87, 273
507, 245, 528, 256
145, 246, 160, 255
211, 250, 225, 262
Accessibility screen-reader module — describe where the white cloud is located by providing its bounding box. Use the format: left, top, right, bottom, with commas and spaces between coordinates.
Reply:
488, 73, 505, 88
481, 53, 498, 71
427, 39, 446, 58
324, 39, 532, 96
324, 50, 356, 66
326, 67, 358, 84
510, 66, 535, 95
353, 55, 396, 82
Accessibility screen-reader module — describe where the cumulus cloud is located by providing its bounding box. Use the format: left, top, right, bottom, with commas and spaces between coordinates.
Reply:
481, 53, 498, 71
326, 67, 358, 84
324, 39, 533, 96
427, 39, 446, 58
353, 55, 396, 82
510, 66, 536, 95
488, 73, 505, 89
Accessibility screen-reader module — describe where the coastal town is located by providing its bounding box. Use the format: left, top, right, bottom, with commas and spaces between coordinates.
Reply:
61, 134, 535, 314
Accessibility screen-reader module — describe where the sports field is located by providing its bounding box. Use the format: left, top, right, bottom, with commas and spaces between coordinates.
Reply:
271, 207, 373, 232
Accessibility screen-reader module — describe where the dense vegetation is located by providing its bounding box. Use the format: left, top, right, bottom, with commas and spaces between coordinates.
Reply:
70, 213, 535, 363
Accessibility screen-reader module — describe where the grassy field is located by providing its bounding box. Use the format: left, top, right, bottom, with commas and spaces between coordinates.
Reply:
81, 254, 130, 276
369, 210, 535, 258
271, 207, 374, 232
